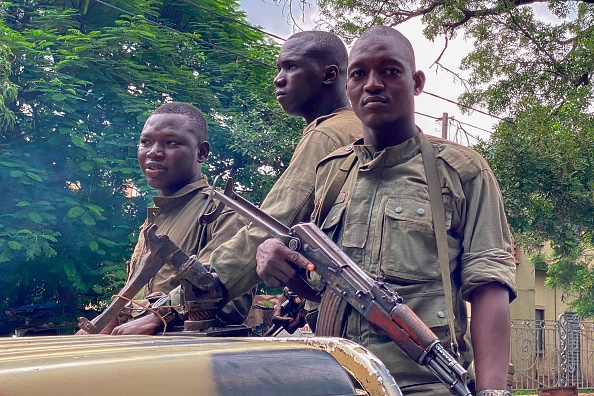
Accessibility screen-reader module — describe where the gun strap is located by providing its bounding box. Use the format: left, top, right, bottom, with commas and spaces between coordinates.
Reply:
420, 135, 459, 356
314, 150, 358, 225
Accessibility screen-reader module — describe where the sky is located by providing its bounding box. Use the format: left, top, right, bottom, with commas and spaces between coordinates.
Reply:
238, 0, 501, 145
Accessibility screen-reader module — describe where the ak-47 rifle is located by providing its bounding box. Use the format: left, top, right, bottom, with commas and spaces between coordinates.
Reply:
200, 177, 472, 396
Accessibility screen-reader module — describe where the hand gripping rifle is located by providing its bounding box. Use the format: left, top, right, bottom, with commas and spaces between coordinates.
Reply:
200, 177, 471, 396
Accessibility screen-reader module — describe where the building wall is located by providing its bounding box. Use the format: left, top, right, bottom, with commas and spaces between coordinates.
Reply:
511, 241, 572, 322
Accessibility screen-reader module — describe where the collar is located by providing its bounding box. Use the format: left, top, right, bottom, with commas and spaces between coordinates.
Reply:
353, 132, 424, 168
307, 107, 353, 130
151, 176, 210, 211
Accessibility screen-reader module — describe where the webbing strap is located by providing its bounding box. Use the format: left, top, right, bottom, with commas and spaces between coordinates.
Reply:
421, 135, 459, 356
314, 150, 358, 225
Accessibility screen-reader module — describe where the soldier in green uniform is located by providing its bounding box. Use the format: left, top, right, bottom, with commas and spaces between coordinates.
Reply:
88, 102, 250, 335
256, 26, 516, 396
209, 31, 362, 303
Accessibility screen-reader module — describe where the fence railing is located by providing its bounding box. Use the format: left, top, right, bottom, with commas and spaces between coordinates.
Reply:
510, 313, 594, 391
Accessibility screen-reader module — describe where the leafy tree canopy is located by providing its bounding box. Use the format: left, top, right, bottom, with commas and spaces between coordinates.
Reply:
0, 0, 300, 333
283, 0, 594, 316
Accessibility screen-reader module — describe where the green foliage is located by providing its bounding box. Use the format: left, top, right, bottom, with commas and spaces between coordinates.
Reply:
0, 0, 298, 331
475, 100, 594, 317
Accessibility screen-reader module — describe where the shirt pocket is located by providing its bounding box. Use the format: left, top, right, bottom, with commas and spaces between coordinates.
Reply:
378, 195, 452, 283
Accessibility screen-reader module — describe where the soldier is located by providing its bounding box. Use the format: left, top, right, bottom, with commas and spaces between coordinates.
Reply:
81, 102, 250, 335
256, 26, 516, 396
209, 31, 362, 313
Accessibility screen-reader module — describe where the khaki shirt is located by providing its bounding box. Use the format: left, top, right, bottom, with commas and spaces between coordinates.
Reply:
210, 109, 362, 299
312, 133, 517, 393
127, 177, 250, 324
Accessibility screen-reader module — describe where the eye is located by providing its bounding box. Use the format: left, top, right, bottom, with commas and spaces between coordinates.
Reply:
349, 69, 365, 79
384, 67, 401, 76
288, 63, 297, 71
139, 138, 150, 145
166, 140, 179, 146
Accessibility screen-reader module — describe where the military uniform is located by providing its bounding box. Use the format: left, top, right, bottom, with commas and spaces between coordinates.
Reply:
211, 108, 362, 299
311, 133, 517, 395
127, 176, 251, 325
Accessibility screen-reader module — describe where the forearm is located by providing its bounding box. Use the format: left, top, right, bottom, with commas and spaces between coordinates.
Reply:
470, 282, 512, 391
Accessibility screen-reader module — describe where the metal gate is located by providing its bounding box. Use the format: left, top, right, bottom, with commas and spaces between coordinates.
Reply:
510, 313, 594, 391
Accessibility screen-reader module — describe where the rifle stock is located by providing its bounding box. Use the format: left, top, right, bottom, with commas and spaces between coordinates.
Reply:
201, 177, 471, 396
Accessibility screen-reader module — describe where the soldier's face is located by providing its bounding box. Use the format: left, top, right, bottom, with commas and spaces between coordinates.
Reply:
347, 35, 423, 132
273, 37, 324, 117
137, 113, 207, 196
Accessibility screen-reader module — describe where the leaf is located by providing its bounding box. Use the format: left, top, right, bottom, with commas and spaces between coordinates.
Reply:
79, 161, 93, 171
64, 261, 76, 278
9, 170, 24, 178
67, 206, 84, 218
7, 241, 21, 250
26, 172, 43, 182
28, 211, 43, 224
88, 240, 99, 251
71, 135, 86, 148
81, 214, 96, 226
16, 201, 30, 207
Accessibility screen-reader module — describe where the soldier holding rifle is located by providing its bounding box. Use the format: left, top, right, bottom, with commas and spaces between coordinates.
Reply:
256, 26, 516, 396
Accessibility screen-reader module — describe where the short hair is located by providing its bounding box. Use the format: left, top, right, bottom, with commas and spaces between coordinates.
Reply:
356, 26, 416, 69
152, 102, 207, 140
287, 31, 348, 71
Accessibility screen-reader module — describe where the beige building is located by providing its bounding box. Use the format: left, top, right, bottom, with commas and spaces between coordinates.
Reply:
510, 240, 572, 323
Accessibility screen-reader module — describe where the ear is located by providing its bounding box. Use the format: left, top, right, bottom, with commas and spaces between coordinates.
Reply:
323, 65, 339, 85
413, 70, 426, 96
197, 141, 210, 163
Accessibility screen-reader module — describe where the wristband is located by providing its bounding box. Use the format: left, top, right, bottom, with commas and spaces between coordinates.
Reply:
476, 391, 512, 396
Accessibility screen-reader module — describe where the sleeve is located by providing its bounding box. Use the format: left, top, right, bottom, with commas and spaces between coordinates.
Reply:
210, 128, 347, 300
458, 168, 517, 302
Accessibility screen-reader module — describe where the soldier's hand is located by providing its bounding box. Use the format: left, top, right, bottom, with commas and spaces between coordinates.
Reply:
256, 238, 319, 302
111, 313, 163, 335
271, 288, 307, 334
256, 238, 314, 286
75, 316, 119, 335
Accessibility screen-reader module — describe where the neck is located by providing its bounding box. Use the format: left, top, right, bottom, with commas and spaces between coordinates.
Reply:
363, 122, 419, 152
303, 93, 351, 124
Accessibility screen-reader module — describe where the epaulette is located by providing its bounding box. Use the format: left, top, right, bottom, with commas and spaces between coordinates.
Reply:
316, 139, 363, 172
426, 135, 491, 182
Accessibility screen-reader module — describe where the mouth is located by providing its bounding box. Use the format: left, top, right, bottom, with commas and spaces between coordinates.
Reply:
144, 163, 166, 177
362, 96, 387, 107
276, 90, 286, 99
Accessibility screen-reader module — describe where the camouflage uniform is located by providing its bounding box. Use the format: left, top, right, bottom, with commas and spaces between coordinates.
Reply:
128, 176, 251, 324
311, 133, 517, 395
211, 108, 362, 299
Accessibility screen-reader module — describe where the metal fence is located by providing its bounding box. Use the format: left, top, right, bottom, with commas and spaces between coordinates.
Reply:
510, 313, 594, 391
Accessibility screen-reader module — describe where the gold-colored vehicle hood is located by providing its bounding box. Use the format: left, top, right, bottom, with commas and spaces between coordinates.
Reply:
0, 335, 401, 396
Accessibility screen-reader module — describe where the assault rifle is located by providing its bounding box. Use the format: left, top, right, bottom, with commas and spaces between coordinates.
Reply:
200, 177, 472, 396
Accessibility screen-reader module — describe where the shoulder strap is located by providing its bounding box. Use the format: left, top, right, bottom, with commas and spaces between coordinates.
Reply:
314, 150, 358, 225
421, 135, 459, 356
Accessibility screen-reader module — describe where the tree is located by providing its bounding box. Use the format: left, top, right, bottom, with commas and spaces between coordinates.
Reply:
283, 0, 594, 316
0, 0, 299, 333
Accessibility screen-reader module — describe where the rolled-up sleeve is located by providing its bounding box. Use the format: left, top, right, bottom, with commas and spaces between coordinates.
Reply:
459, 168, 517, 302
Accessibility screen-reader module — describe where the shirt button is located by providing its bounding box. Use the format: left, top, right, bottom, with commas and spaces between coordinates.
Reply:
345, 145, 353, 152
417, 208, 425, 215
395, 207, 403, 213
438, 145, 445, 152
437, 310, 445, 318
331, 215, 337, 221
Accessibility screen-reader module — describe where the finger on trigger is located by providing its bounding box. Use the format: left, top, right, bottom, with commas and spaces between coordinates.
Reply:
288, 250, 315, 271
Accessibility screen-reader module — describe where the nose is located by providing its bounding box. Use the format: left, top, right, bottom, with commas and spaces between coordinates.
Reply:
363, 70, 383, 93
273, 71, 286, 88
146, 143, 164, 158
